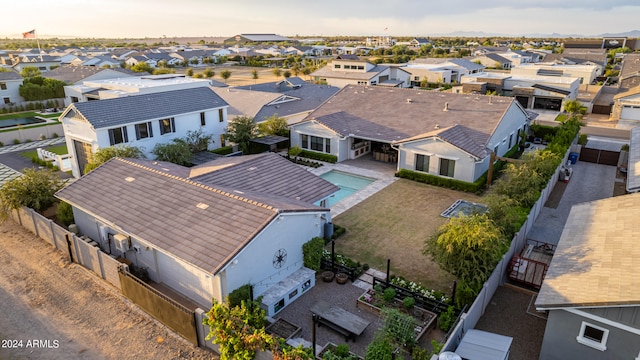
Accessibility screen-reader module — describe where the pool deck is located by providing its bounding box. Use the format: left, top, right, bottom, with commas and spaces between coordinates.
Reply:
307, 158, 399, 218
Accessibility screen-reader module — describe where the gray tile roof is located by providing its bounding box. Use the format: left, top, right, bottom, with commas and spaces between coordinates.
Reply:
482, 53, 512, 64
45, 65, 139, 84
190, 152, 338, 203
311, 64, 389, 80
531, 84, 571, 95
314, 111, 409, 142
0, 71, 22, 81
304, 85, 518, 158
536, 193, 640, 309
55, 157, 325, 274
69, 87, 228, 129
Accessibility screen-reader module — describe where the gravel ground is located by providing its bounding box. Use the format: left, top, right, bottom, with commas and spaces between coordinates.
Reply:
0, 221, 216, 360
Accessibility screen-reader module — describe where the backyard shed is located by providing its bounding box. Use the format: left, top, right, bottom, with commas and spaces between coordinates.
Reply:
454, 329, 513, 360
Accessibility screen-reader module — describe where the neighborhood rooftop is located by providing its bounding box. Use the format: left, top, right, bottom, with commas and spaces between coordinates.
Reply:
536, 193, 640, 309
67, 87, 228, 129
55, 157, 327, 274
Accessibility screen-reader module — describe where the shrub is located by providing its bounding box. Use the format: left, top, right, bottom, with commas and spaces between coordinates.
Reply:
227, 284, 252, 308
383, 287, 396, 303
396, 168, 484, 193
211, 145, 234, 155
52, 132, 59, 138
334, 343, 350, 357
365, 334, 394, 360
578, 133, 588, 145
288, 145, 302, 157
331, 224, 346, 239
403, 296, 415, 310
0, 168, 66, 220
438, 305, 456, 332
56, 201, 74, 226
302, 237, 325, 271
298, 149, 337, 163
0, 141, 4, 147
13, 139, 20, 145
24, 139, 32, 143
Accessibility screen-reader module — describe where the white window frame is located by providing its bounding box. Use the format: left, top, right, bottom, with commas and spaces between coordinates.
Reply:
576, 321, 608, 352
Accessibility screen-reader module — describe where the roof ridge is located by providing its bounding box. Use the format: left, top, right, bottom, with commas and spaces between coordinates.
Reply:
116, 158, 276, 211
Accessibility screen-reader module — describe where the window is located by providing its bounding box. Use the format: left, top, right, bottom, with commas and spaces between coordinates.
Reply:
218, 108, 224, 123
135, 122, 153, 140
577, 321, 608, 351
289, 289, 298, 299
200, 112, 206, 126
439, 158, 455, 177
3, 97, 9, 104
108, 127, 128, 145
415, 154, 430, 172
508, 133, 513, 148
325, 139, 331, 153
70, 96, 79, 103
310, 136, 324, 151
334, 64, 341, 69
300, 134, 309, 149
159, 118, 175, 135
0, 83, 6, 90
274, 298, 285, 313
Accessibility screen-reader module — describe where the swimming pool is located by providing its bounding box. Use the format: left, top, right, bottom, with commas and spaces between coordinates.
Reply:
0, 116, 47, 129
320, 170, 375, 206
440, 199, 488, 218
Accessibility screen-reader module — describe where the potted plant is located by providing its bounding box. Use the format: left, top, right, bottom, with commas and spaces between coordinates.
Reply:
335, 272, 349, 284
321, 270, 335, 282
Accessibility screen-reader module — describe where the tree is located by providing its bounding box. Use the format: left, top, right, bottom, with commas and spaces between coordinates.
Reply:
20, 66, 41, 79
563, 99, 583, 120
424, 214, 508, 306
131, 62, 152, 73
271, 68, 282, 78
251, 69, 259, 83
152, 67, 175, 75
225, 116, 257, 154
301, 67, 312, 80
283, 70, 291, 79
151, 139, 193, 166
183, 128, 214, 153
203, 68, 215, 78
186, 67, 194, 77
0, 168, 66, 221
220, 69, 232, 83
83, 145, 145, 174
258, 114, 288, 137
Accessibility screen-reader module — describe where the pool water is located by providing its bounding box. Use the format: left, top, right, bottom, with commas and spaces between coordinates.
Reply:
320, 170, 375, 206
0, 116, 46, 129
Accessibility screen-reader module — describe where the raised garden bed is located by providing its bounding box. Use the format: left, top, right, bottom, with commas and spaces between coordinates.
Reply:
356, 290, 437, 342
265, 318, 302, 340
316, 342, 363, 360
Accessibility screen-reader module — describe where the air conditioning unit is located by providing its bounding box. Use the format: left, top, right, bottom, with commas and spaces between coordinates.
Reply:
113, 233, 130, 252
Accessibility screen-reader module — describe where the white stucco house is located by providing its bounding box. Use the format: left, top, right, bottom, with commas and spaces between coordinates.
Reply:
59, 86, 229, 177
55, 153, 337, 315
610, 85, 640, 129
311, 59, 411, 88
0, 71, 23, 106
289, 85, 532, 183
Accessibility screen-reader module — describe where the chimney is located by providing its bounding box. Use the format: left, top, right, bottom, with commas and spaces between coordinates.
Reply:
435, 124, 440, 129
406, 98, 412, 104
443, 102, 449, 111
489, 95, 492, 104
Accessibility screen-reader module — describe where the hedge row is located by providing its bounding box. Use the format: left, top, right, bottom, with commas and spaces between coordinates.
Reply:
298, 149, 337, 163
395, 169, 485, 193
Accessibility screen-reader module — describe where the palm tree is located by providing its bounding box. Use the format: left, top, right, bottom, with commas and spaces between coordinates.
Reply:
563, 99, 583, 121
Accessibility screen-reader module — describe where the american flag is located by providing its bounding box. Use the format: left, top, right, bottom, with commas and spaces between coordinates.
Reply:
23, 29, 36, 39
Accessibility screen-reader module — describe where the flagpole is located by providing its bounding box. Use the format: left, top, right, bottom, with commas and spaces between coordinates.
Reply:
35, 29, 42, 61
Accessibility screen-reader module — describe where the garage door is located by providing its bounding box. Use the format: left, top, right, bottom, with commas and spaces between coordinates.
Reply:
621, 106, 640, 120
579, 148, 619, 166
156, 250, 213, 308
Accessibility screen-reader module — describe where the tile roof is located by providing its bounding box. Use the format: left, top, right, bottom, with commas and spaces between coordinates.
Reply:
620, 53, 640, 79
531, 84, 571, 95
0, 71, 22, 81
311, 64, 389, 80
45, 65, 139, 84
304, 85, 517, 157
536, 193, 640, 309
56, 157, 325, 274
190, 152, 339, 203
314, 111, 409, 142
69, 87, 228, 129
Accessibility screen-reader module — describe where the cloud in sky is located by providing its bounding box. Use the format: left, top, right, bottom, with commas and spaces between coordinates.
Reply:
2, 0, 638, 38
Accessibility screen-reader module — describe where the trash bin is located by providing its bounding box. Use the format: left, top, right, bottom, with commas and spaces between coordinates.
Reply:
569, 152, 579, 164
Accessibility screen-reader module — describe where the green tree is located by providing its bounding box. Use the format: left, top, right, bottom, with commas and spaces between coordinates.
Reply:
271, 68, 282, 78
56, 200, 75, 226
220, 69, 232, 83
0, 169, 66, 220
562, 99, 583, 120
20, 66, 41, 79
152, 67, 175, 75
131, 62, 153, 73
251, 69, 259, 83
258, 114, 288, 137
151, 139, 193, 166
424, 214, 508, 305
203, 68, 215, 78
283, 70, 291, 79
183, 128, 214, 152
83, 145, 145, 174
186, 67, 194, 76
225, 116, 257, 154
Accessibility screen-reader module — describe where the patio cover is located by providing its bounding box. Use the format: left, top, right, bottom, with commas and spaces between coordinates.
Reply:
454, 329, 512, 360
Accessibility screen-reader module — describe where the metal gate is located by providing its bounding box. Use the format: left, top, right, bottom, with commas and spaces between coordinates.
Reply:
579, 148, 619, 166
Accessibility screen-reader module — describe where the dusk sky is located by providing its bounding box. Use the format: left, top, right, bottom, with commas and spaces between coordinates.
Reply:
3, 0, 639, 39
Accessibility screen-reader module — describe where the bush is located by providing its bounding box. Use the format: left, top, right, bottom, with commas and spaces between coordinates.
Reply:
332, 224, 346, 239
52, 132, 59, 138
288, 145, 302, 157
0, 168, 66, 220
227, 284, 252, 308
13, 139, 20, 145
403, 296, 415, 310
298, 149, 337, 163
56, 201, 74, 226
302, 237, 325, 271
334, 343, 350, 357
365, 334, 394, 360
395, 168, 484, 193
383, 287, 396, 302
438, 305, 456, 332
578, 133, 588, 145
210, 145, 234, 155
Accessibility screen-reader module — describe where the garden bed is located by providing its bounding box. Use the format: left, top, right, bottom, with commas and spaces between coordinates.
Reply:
265, 318, 301, 340
316, 342, 363, 360
356, 290, 437, 342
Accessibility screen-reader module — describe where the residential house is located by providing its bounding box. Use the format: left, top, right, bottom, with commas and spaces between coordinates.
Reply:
535, 193, 640, 360
311, 59, 411, 88
409, 38, 430, 47
55, 153, 337, 314
63, 73, 209, 105
610, 85, 640, 128
46, 65, 140, 87
494, 50, 541, 66
224, 34, 292, 44
472, 53, 512, 70
402, 58, 485, 86
618, 54, 640, 91
12, 54, 60, 72
0, 71, 23, 106
511, 63, 602, 85
289, 85, 531, 183
221, 77, 340, 124
59, 86, 228, 177
125, 55, 151, 68
81, 55, 122, 68
459, 71, 579, 111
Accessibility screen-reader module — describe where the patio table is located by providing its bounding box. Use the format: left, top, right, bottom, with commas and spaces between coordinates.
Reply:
310, 300, 370, 342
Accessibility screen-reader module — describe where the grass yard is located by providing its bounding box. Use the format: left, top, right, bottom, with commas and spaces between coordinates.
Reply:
20, 144, 68, 160
332, 179, 484, 293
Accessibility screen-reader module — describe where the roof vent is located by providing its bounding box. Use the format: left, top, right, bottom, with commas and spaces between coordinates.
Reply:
125, 177, 135, 182
406, 98, 412, 104
196, 203, 209, 210
435, 124, 440, 129
443, 102, 449, 111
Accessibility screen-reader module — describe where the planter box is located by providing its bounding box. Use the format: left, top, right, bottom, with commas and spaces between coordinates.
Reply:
356, 291, 437, 342
316, 342, 363, 360
265, 318, 301, 340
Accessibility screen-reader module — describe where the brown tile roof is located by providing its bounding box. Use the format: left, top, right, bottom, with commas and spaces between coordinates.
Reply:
55, 157, 325, 274
620, 53, 640, 79
305, 85, 517, 157
189, 152, 339, 203
536, 193, 640, 309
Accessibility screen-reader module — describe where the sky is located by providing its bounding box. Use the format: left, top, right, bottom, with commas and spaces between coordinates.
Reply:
2, 0, 639, 39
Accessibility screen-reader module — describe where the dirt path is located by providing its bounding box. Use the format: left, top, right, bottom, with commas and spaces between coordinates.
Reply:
0, 221, 216, 360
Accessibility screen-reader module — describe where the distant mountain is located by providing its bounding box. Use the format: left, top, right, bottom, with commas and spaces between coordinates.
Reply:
429, 30, 640, 39
599, 30, 640, 38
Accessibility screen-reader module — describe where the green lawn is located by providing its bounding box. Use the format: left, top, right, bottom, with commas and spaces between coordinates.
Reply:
21, 145, 68, 160
0, 111, 40, 120
332, 179, 484, 293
